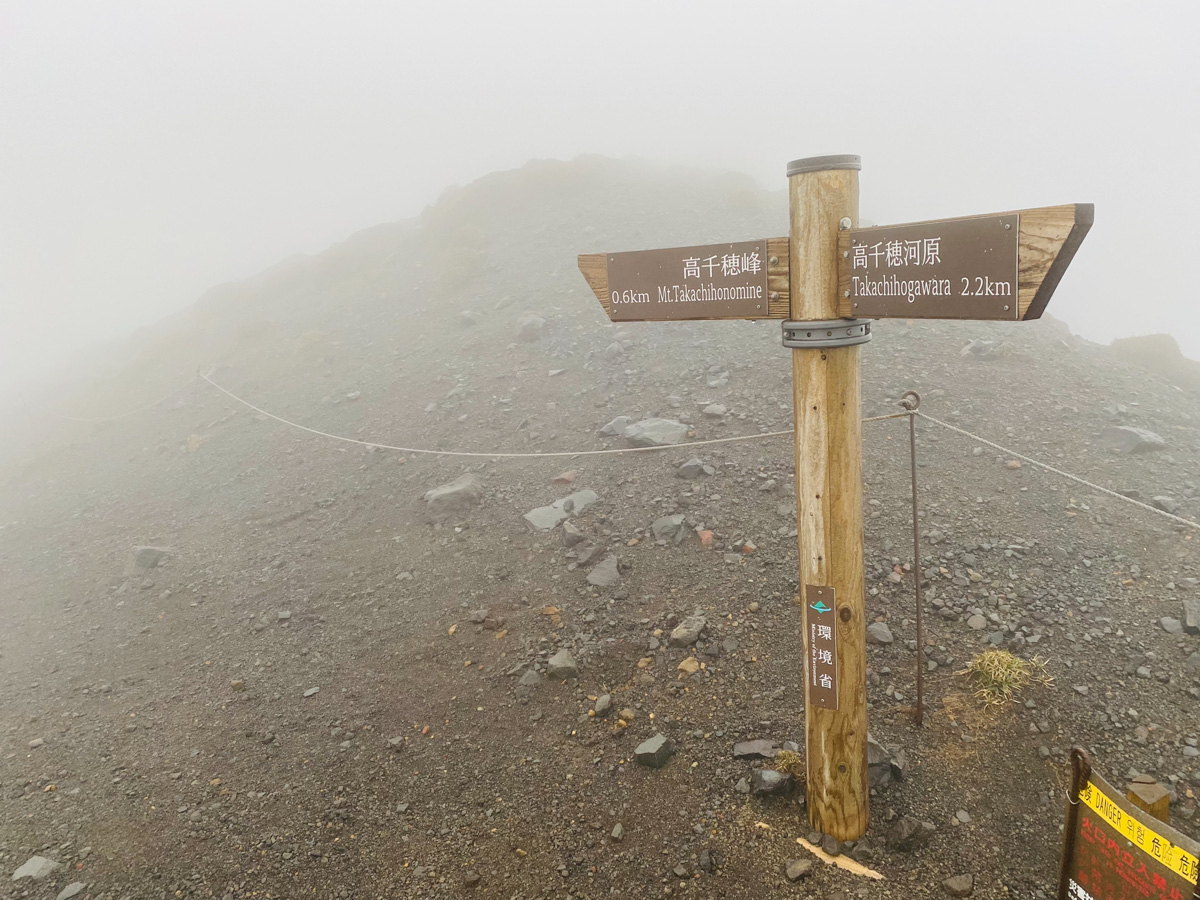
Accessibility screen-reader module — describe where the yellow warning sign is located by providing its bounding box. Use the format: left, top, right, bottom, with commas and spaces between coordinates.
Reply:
1079, 779, 1199, 884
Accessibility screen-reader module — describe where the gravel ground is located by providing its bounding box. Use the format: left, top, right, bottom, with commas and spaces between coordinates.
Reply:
1, 158, 1197, 900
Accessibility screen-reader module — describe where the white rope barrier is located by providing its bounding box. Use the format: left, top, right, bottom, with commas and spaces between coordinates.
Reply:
916, 411, 1199, 531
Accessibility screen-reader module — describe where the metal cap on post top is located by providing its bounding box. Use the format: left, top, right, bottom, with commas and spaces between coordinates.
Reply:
786, 154, 861, 176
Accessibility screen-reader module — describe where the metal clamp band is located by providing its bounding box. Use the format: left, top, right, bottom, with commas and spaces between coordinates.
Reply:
781, 319, 872, 349
786, 154, 862, 176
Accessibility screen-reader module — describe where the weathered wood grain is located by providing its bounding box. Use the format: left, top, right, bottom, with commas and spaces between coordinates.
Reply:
789, 165, 870, 842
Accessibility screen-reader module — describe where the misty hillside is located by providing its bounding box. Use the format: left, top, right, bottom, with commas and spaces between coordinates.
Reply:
1, 157, 1198, 899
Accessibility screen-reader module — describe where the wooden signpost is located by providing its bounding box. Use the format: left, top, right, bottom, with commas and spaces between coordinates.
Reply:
578, 155, 1092, 841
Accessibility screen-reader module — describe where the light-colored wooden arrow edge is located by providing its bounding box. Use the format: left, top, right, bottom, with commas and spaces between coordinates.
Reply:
794, 837, 885, 880
836, 203, 1094, 320
577, 237, 790, 321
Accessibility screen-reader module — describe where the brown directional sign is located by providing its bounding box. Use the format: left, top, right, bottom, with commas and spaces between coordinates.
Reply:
838, 203, 1093, 321
806, 586, 839, 710
841, 214, 1020, 320
578, 237, 791, 321
1060, 750, 1200, 900
584, 240, 772, 321
578, 205, 1089, 323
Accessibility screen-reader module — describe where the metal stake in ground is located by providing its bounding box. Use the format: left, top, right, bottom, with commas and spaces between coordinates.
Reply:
786, 155, 869, 841
900, 391, 925, 726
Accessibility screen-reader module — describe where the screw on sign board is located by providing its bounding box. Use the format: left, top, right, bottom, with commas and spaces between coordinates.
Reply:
1059, 749, 1200, 900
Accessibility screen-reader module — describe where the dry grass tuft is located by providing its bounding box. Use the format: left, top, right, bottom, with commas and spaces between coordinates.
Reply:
960, 649, 1053, 707
773, 749, 806, 781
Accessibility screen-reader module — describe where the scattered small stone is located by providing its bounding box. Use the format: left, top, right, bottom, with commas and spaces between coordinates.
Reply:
463, 870, 481, 888
732, 739, 779, 760
524, 489, 600, 531
670, 615, 707, 647
677, 458, 714, 479
967, 614, 988, 630
27, 737, 44, 749
677, 657, 700, 675
1151, 496, 1180, 514
12, 855, 61, 880
1099, 426, 1166, 454
231, 679, 246, 692
132, 545, 172, 569
546, 649, 579, 679
624, 418, 689, 447
1160, 617, 1183, 635
785, 859, 813, 882
56, 883, 87, 900
886, 815, 936, 852
651, 514, 688, 544
303, 687, 320, 698
423, 474, 482, 518
599, 416, 632, 436
944, 874, 975, 897
750, 768, 792, 795
594, 694, 612, 716
702, 403, 727, 418
586, 555, 621, 587
1183, 596, 1200, 635
515, 313, 544, 342
634, 733, 675, 768
611, 822, 624, 841
866, 622, 894, 644
734, 777, 750, 794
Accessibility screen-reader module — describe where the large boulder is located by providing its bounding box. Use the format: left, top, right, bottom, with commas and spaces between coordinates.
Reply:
1099, 426, 1166, 454
423, 474, 482, 519
623, 418, 689, 447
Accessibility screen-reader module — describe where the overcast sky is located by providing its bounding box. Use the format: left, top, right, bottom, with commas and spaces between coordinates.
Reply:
2, 0, 1197, 387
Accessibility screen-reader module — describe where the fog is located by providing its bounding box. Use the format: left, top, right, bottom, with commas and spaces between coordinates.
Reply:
3, 5, 1200, 893
1, 0, 1197, 381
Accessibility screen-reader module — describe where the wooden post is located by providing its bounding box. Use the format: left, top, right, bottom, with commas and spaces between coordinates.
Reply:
788, 155, 869, 841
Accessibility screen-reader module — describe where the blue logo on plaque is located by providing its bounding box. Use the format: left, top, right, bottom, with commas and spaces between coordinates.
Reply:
809, 600, 831, 614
